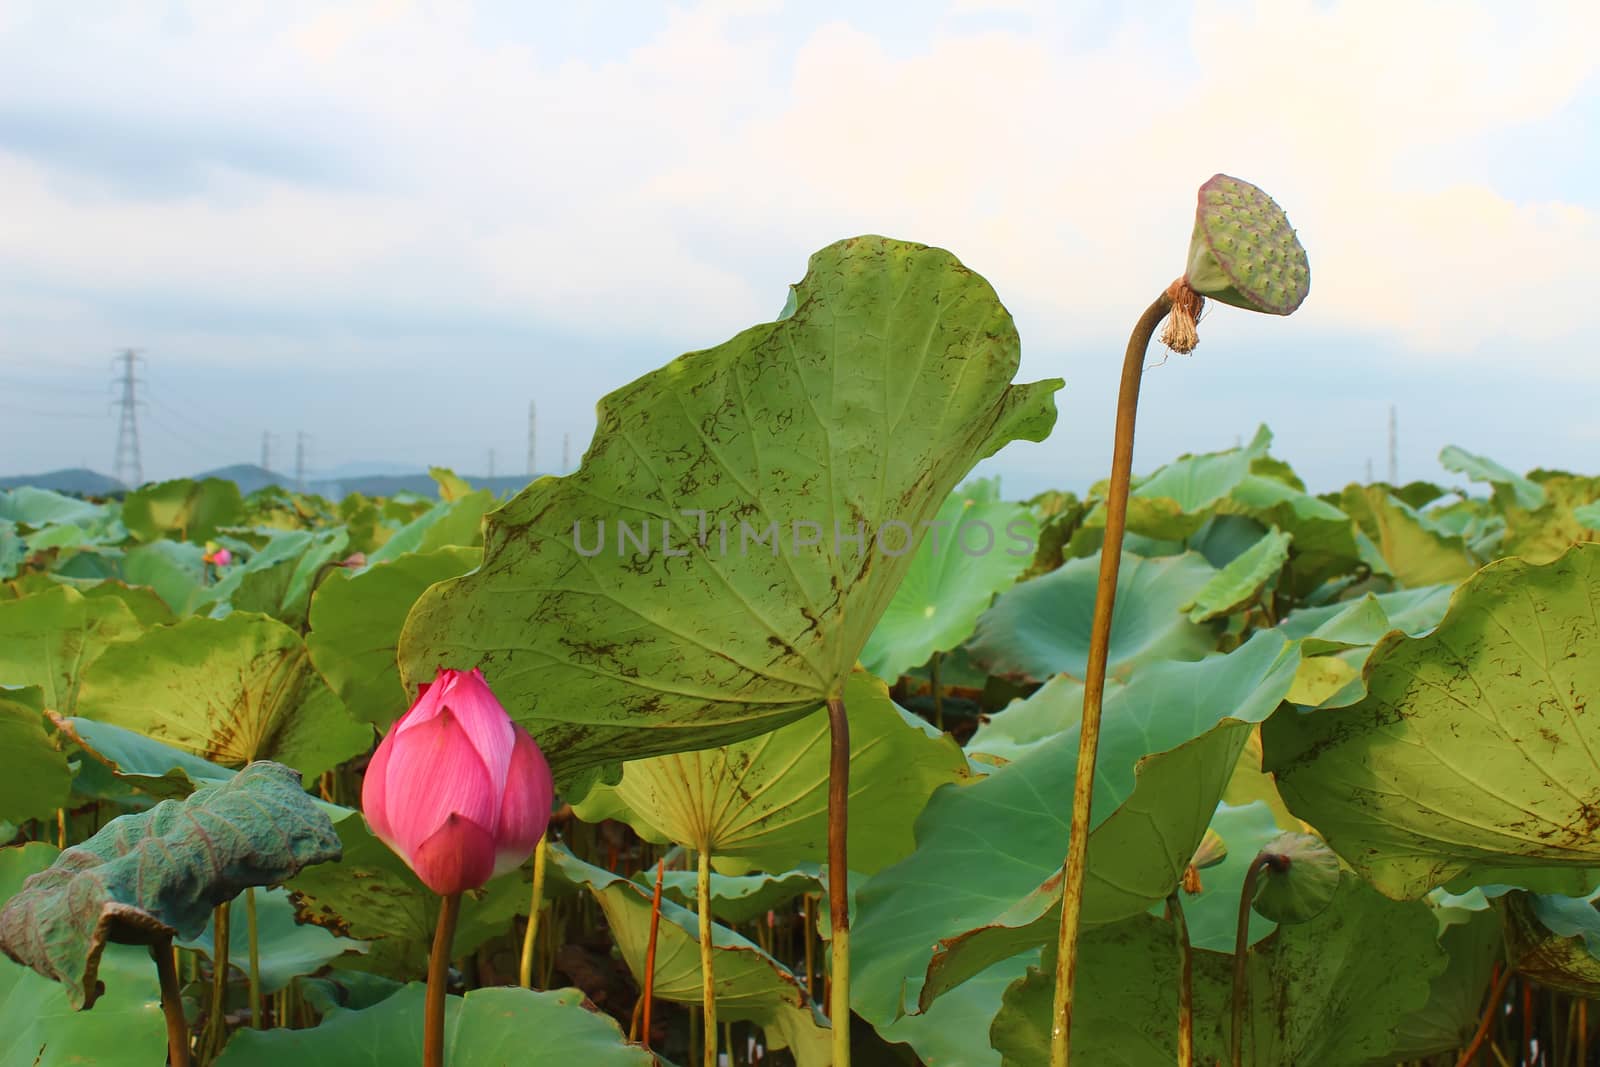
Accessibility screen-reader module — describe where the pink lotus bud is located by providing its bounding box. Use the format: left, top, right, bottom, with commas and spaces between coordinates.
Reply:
361, 668, 554, 895
204, 547, 232, 567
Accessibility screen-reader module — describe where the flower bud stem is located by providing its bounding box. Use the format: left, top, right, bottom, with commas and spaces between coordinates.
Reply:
151, 937, 190, 1067
1167, 890, 1194, 1067
826, 691, 851, 1067
246, 887, 262, 1029
425, 892, 462, 1067
642, 855, 666, 1050
517, 835, 548, 989
1049, 290, 1176, 1067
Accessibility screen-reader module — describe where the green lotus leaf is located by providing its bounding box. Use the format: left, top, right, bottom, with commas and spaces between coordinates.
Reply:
0, 843, 167, 1066
875, 950, 1038, 1067
0, 488, 111, 529
990, 874, 1440, 1066
77, 612, 372, 780
859, 480, 1035, 681
1578, 500, 1600, 531
1264, 544, 1600, 899
1386, 905, 1503, 1060
1184, 526, 1290, 622
121, 539, 208, 615
1440, 445, 1546, 511
1249, 831, 1340, 924
552, 846, 830, 1066
180, 886, 366, 995
0, 762, 341, 1009
1076, 427, 1272, 544
121, 477, 245, 543
0, 687, 71, 824
849, 631, 1300, 1023
306, 546, 481, 727
0, 584, 142, 715
1499, 471, 1600, 564
398, 237, 1060, 785
967, 550, 1219, 683
214, 984, 652, 1067
204, 527, 351, 628
1339, 485, 1479, 587
364, 489, 493, 566
1501, 883, 1600, 996
286, 814, 530, 978
649, 869, 818, 925
52, 714, 236, 799
573, 671, 970, 874
0, 519, 24, 579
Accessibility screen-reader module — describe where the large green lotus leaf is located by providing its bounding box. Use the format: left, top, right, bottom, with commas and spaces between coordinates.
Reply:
859, 482, 1035, 681
0, 687, 71, 823
876, 950, 1037, 1067
1499, 470, 1600, 564
0, 585, 141, 715
306, 546, 481, 727
1500, 884, 1600, 995
572, 672, 970, 874
552, 846, 830, 1066
1440, 445, 1546, 511
77, 579, 175, 628
77, 612, 371, 780
1223, 474, 1365, 593
53, 715, 236, 799
180, 886, 366, 994
397, 237, 1061, 785
0, 843, 167, 1067
1265, 545, 1600, 899
121, 477, 245, 543
365, 489, 492, 566
204, 527, 351, 629
1277, 585, 1454, 651
0, 488, 110, 528
989, 874, 1443, 1066
0, 762, 340, 1009
849, 631, 1300, 1023
1077, 426, 1273, 543
215, 983, 651, 1066
1184, 527, 1291, 622
965, 673, 1086, 765
287, 814, 530, 977
650, 869, 818, 925
1384, 906, 1502, 1060
1578, 500, 1600, 530
1339, 485, 1479, 586
966, 550, 1218, 683
121, 539, 208, 615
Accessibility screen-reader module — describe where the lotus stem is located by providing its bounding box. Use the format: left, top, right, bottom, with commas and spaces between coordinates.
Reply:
1457, 964, 1513, 1067
1166, 891, 1194, 1067
803, 893, 816, 1001
826, 691, 852, 1067
152, 938, 190, 1067
1231, 850, 1288, 1067
1048, 290, 1174, 1066
204, 900, 231, 1058
698, 846, 717, 1067
642, 856, 666, 1050
245, 888, 262, 1029
518, 833, 549, 988
930, 652, 944, 732
425, 892, 462, 1067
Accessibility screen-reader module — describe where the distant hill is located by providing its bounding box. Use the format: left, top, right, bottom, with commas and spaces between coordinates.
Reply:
314, 473, 540, 500
193, 464, 285, 496
0, 468, 125, 495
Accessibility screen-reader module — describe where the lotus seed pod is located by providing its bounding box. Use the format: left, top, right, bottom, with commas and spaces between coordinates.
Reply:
1183, 174, 1310, 315
1250, 831, 1340, 924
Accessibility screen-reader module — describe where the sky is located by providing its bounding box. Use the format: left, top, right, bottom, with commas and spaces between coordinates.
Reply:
0, 0, 1596, 496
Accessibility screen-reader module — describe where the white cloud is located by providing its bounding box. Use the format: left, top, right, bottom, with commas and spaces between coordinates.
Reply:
0, 0, 1595, 378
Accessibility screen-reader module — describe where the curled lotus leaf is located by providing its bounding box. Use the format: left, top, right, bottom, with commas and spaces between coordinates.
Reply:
0, 762, 341, 1009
